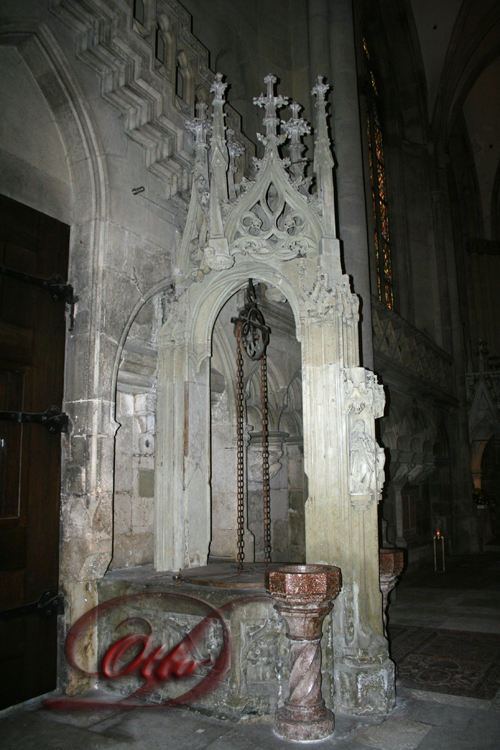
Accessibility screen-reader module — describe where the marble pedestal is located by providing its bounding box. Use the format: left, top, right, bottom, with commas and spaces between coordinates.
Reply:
266, 564, 342, 742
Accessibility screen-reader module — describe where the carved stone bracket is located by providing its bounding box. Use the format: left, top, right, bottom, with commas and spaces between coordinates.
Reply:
344, 369, 385, 417
266, 564, 341, 742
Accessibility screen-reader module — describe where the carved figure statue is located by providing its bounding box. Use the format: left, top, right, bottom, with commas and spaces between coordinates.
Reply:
349, 419, 375, 493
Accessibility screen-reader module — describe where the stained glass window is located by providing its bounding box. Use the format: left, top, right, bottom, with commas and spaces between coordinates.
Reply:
363, 38, 393, 309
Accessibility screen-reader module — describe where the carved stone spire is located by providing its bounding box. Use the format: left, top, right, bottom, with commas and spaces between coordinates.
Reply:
281, 102, 311, 183
204, 73, 234, 270
185, 101, 211, 205
209, 73, 229, 203
312, 76, 336, 237
254, 74, 289, 143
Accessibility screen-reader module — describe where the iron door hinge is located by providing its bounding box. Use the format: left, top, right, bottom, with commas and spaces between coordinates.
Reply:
0, 266, 77, 331
0, 590, 64, 620
0, 405, 69, 434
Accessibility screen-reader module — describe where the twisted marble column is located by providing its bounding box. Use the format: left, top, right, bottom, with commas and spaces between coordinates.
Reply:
266, 565, 341, 742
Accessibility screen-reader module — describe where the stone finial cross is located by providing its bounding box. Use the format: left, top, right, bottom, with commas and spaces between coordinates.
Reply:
254, 74, 289, 137
281, 102, 311, 182
311, 75, 330, 101
210, 72, 227, 101
185, 101, 211, 144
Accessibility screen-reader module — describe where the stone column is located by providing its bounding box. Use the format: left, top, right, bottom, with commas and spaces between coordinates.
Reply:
394, 486, 408, 548
329, 0, 374, 368
308, 0, 331, 92
266, 565, 341, 742
155, 293, 211, 571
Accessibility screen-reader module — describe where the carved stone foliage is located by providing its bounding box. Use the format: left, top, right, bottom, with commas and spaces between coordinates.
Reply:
300, 272, 359, 323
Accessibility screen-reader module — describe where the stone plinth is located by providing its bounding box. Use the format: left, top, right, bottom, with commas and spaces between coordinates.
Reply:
379, 549, 404, 637
266, 564, 341, 742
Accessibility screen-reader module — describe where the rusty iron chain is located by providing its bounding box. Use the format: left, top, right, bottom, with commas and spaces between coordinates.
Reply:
261, 352, 271, 565
233, 281, 272, 571
236, 322, 245, 573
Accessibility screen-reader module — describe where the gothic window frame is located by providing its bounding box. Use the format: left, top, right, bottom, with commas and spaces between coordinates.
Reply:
155, 14, 175, 74
363, 37, 394, 309
133, 0, 145, 27
175, 50, 194, 114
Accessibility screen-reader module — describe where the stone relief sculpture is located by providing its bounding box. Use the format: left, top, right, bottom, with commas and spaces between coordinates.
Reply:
349, 420, 375, 494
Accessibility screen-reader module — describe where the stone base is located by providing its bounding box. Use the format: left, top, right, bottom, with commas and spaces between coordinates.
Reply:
274, 707, 334, 743
334, 656, 396, 715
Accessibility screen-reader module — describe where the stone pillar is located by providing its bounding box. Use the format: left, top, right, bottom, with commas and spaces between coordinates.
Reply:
379, 549, 404, 637
266, 565, 341, 742
155, 294, 211, 571
329, 0, 374, 369
308, 0, 331, 91
301, 278, 395, 715
394, 486, 408, 548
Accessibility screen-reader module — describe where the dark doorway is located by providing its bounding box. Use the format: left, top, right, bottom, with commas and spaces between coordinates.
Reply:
0, 195, 69, 709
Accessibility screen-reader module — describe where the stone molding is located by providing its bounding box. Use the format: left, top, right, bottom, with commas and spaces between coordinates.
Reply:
390, 450, 436, 488
372, 296, 455, 397
50, 0, 251, 199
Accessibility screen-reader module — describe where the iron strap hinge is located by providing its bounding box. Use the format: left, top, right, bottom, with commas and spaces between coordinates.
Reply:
0, 590, 64, 620
0, 266, 77, 331
0, 405, 69, 434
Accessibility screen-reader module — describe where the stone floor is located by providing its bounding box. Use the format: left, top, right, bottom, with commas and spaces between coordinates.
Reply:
1, 553, 499, 750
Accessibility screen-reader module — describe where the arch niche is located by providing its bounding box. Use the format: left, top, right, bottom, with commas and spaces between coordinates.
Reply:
209, 281, 305, 564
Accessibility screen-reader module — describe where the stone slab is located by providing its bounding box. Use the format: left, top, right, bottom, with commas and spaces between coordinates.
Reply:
352, 717, 431, 750
0, 710, 123, 750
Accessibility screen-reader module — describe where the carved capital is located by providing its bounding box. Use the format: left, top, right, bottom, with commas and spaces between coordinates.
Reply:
300, 272, 358, 323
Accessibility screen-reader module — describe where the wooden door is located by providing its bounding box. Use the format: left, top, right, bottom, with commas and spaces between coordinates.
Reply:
0, 195, 69, 709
